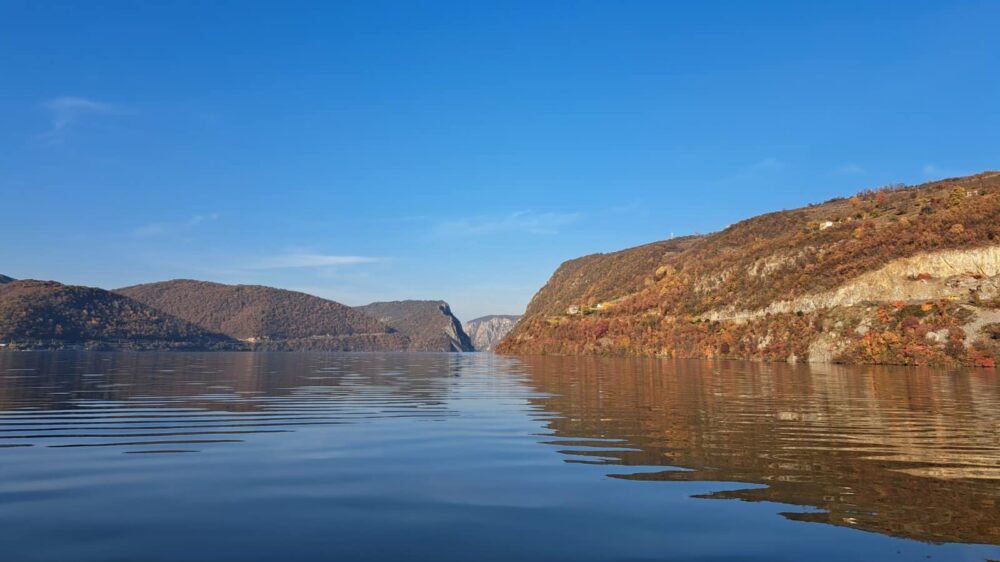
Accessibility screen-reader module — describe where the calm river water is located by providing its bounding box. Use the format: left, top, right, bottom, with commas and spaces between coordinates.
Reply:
1, 352, 998, 561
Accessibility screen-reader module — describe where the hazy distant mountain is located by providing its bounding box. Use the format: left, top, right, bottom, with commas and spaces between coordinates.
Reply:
0, 274, 14, 284
0, 280, 240, 350
464, 315, 521, 351
117, 280, 408, 351
355, 301, 474, 352
500, 171, 1000, 367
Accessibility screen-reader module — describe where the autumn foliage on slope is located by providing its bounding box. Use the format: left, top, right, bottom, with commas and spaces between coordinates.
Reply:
520, 237, 702, 318
499, 172, 1000, 367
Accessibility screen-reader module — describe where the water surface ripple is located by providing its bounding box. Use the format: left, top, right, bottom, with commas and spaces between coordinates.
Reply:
0, 352, 998, 562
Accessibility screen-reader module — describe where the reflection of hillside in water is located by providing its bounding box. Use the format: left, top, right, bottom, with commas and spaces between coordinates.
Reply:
0, 352, 463, 412
520, 356, 1000, 546
0, 352, 471, 451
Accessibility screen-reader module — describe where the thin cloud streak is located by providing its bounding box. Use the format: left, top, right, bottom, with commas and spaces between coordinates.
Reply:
608, 199, 647, 215
836, 163, 866, 175
438, 210, 582, 236
37, 96, 124, 143
134, 213, 219, 237
249, 253, 382, 269
748, 157, 782, 172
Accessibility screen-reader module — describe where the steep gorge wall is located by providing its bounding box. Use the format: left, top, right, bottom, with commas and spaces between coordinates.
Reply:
464, 315, 521, 351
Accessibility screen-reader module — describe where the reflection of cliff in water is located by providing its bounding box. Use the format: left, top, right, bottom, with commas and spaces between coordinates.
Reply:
519, 356, 1000, 546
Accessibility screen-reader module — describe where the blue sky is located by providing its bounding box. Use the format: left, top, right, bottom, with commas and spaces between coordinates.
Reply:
1, 1, 998, 320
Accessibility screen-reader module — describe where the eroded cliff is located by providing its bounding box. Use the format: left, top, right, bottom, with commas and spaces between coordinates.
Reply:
464, 315, 521, 351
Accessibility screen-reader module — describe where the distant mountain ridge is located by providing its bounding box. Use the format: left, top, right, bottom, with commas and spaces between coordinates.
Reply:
0, 276, 475, 353
464, 315, 521, 351
117, 280, 409, 351
355, 300, 474, 352
500, 171, 1000, 367
0, 279, 240, 350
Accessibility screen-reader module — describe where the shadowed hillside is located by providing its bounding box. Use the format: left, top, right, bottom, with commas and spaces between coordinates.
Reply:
500, 171, 1000, 367
0, 280, 241, 350
356, 301, 474, 352
118, 280, 408, 351
0, 274, 14, 284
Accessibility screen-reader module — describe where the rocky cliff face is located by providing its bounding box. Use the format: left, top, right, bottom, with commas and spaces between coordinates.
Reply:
355, 301, 474, 352
499, 171, 1000, 367
464, 315, 521, 351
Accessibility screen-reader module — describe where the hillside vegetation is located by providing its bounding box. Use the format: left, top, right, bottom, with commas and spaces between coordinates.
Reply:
499, 171, 1000, 367
356, 301, 474, 352
521, 237, 701, 318
118, 280, 408, 351
0, 280, 240, 350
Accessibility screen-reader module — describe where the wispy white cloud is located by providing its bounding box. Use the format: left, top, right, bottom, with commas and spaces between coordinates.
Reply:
134, 213, 219, 237
747, 157, 782, 172
37, 96, 124, 143
248, 253, 382, 269
438, 210, 582, 236
608, 199, 647, 215
836, 163, 865, 175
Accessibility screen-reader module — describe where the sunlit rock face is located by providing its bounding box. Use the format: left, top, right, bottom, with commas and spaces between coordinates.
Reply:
464, 315, 521, 351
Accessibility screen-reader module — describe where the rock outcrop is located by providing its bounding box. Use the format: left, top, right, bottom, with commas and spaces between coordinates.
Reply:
464, 315, 521, 351
499, 171, 1000, 367
703, 245, 1000, 322
355, 301, 474, 352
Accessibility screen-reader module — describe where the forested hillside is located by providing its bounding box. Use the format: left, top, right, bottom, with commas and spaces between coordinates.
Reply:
118, 280, 408, 351
0, 280, 240, 350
